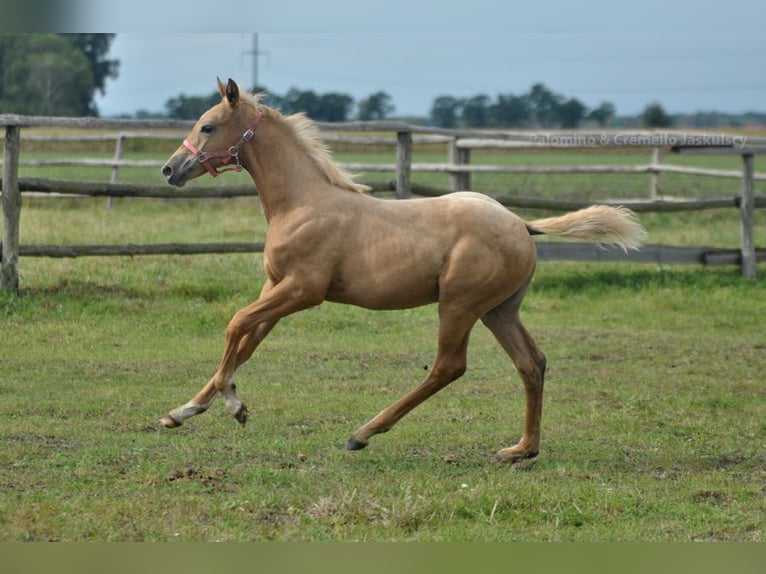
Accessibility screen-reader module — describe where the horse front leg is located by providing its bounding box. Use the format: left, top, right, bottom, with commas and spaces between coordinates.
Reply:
160, 278, 308, 428
159, 315, 279, 428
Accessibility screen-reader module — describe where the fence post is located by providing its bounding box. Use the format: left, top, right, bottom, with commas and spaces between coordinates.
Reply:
739, 153, 756, 278
1, 125, 21, 294
449, 138, 471, 191
395, 130, 412, 199
650, 147, 662, 199
108, 133, 126, 208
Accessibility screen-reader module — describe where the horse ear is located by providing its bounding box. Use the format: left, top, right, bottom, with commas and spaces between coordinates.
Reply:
216, 77, 227, 99
225, 78, 240, 108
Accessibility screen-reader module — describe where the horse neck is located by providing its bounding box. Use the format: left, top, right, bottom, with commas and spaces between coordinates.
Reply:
240, 117, 328, 221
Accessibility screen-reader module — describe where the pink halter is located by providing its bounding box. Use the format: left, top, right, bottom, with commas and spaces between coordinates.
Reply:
183, 111, 264, 177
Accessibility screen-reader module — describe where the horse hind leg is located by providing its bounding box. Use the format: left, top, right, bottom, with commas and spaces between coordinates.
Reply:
481, 293, 546, 466
347, 312, 474, 450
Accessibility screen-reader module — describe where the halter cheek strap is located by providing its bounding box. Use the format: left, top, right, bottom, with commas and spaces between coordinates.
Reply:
183, 111, 264, 178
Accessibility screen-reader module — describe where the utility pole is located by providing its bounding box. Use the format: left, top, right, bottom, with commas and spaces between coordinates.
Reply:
252, 33, 258, 88
243, 33, 268, 89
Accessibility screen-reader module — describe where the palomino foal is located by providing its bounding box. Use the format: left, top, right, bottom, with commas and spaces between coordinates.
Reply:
160, 79, 644, 465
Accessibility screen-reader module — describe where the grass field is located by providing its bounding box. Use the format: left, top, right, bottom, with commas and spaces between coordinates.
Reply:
1, 134, 764, 541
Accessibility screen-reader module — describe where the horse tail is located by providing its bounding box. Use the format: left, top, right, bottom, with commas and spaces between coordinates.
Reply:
525, 205, 645, 252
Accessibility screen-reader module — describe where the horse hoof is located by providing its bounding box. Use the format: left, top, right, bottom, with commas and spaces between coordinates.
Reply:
493, 450, 538, 469
346, 436, 368, 451
234, 405, 248, 426
160, 415, 182, 429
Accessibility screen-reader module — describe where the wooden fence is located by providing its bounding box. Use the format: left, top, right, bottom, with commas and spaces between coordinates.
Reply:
2, 114, 765, 294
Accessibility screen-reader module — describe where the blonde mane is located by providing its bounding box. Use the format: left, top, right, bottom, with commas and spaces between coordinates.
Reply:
243, 92, 370, 193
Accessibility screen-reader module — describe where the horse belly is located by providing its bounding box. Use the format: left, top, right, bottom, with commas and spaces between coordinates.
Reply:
325, 246, 443, 310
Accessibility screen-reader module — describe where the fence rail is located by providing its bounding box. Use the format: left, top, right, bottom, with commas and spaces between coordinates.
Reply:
6, 129, 766, 187
1, 114, 764, 293
11, 240, 765, 268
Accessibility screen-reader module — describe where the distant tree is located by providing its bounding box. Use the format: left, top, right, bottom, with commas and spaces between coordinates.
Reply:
490, 94, 530, 127
134, 109, 166, 119
588, 101, 616, 127
527, 83, 563, 128
357, 91, 395, 120
0, 34, 117, 116
281, 87, 321, 117
0, 33, 117, 116
62, 34, 119, 111
317, 92, 354, 122
165, 91, 221, 119
557, 97, 588, 128
460, 94, 491, 127
642, 102, 673, 127
430, 95, 462, 128
683, 111, 719, 128
279, 88, 353, 121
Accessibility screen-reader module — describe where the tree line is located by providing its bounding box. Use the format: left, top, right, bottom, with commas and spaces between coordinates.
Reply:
134, 82, 677, 130
429, 83, 616, 129
159, 82, 611, 128
159, 86, 395, 123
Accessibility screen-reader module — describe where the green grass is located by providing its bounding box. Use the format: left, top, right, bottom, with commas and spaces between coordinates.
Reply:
2, 196, 765, 541
1, 136, 764, 541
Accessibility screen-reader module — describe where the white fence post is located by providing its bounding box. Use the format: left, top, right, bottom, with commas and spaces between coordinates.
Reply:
108, 133, 126, 208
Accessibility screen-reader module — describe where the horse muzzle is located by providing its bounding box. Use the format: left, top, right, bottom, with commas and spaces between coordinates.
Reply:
161, 154, 198, 187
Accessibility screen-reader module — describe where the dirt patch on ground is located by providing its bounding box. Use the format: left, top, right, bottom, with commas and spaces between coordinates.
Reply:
165, 466, 227, 488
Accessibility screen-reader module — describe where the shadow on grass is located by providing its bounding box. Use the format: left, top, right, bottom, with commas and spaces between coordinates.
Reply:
533, 265, 762, 294
3, 278, 246, 312
3, 265, 762, 317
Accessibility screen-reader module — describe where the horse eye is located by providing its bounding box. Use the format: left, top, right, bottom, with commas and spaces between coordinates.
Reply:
200, 124, 215, 134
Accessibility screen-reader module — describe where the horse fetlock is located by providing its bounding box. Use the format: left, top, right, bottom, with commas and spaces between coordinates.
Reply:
162, 399, 213, 428
222, 382, 246, 425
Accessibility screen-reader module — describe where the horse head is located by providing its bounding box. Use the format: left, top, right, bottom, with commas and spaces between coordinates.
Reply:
162, 78, 261, 186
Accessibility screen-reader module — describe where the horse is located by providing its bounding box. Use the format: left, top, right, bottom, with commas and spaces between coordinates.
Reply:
160, 78, 645, 465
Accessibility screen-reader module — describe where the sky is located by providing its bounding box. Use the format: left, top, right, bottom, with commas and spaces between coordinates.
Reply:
94, 32, 766, 119
63, 1, 765, 120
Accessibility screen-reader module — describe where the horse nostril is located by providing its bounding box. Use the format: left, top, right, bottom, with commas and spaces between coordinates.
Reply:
161, 164, 173, 178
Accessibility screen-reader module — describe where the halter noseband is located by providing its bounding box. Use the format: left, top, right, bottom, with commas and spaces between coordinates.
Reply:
183, 111, 264, 177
